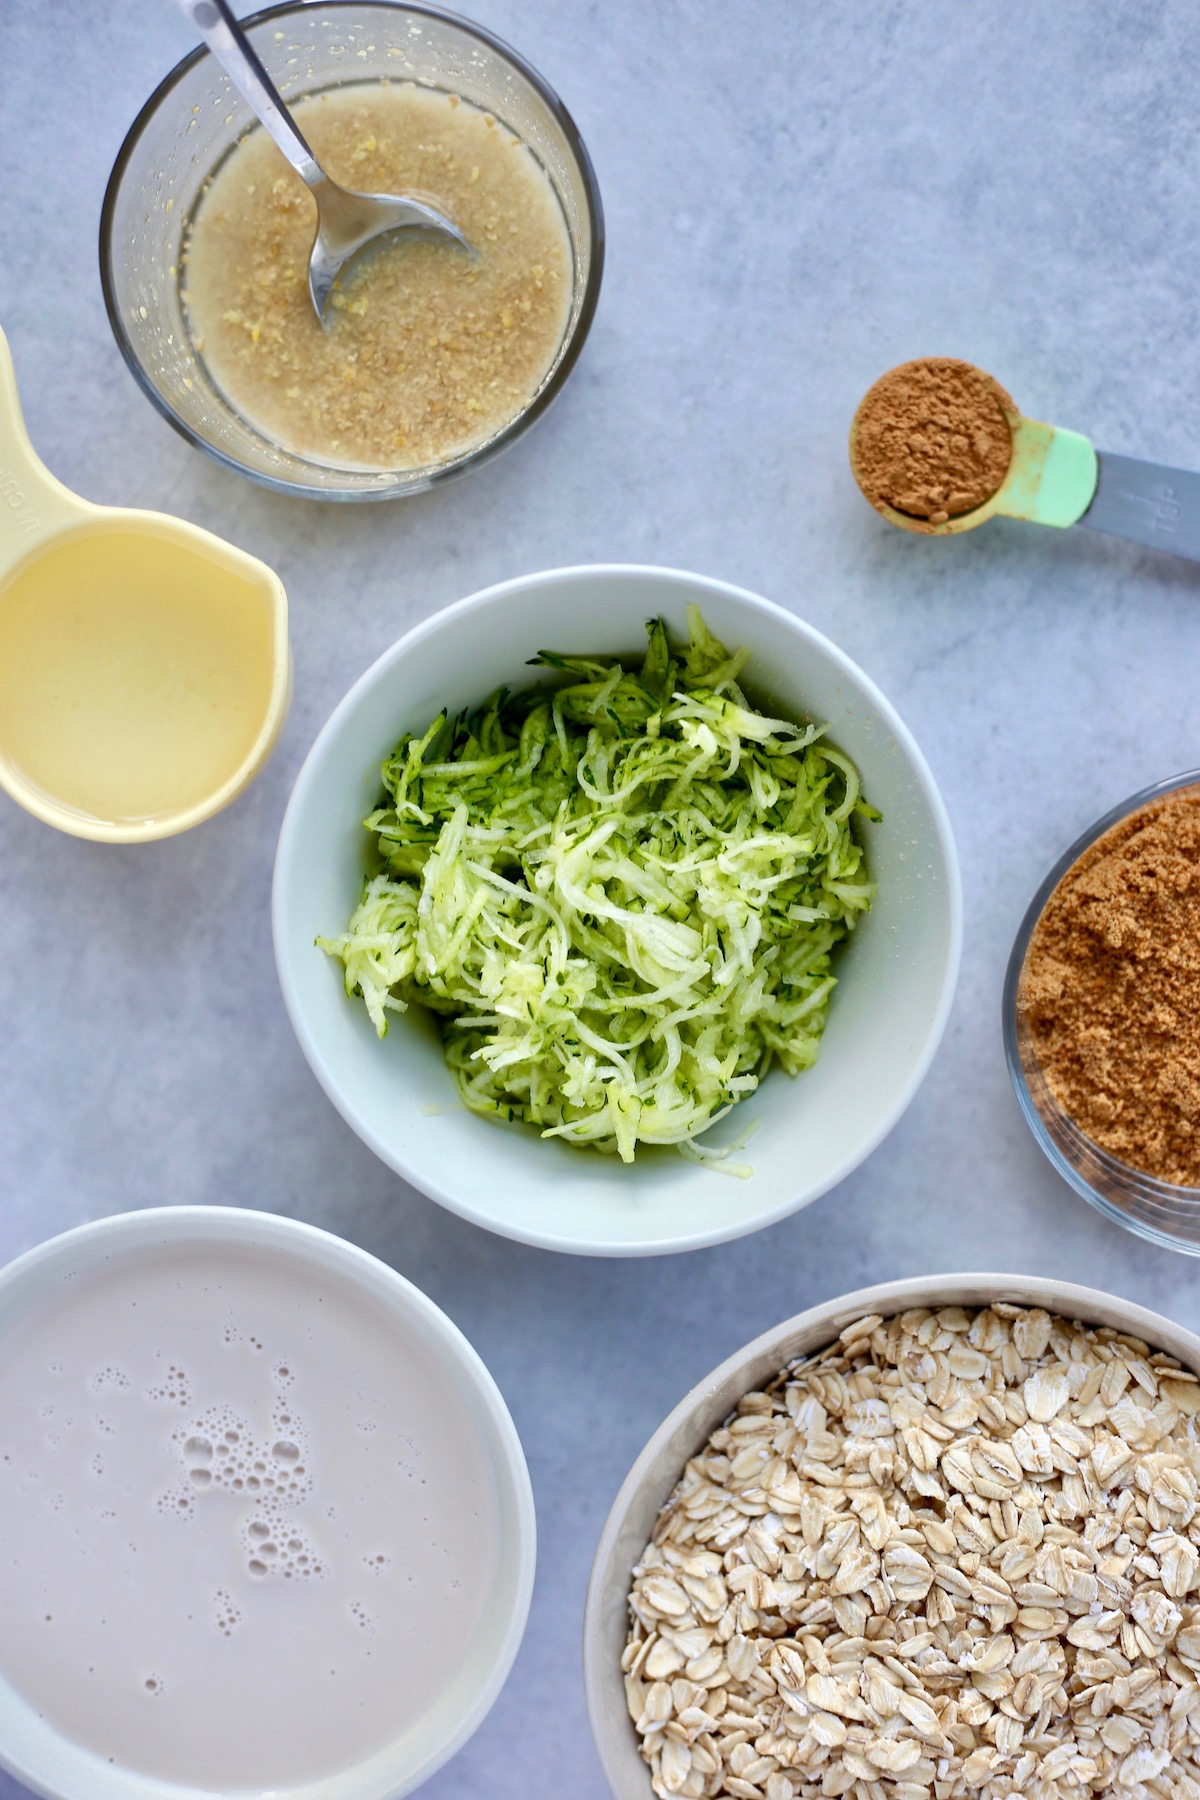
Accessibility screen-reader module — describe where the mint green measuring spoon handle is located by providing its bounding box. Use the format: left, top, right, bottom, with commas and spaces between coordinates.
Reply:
981, 426, 1200, 559
1079, 453, 1200, 561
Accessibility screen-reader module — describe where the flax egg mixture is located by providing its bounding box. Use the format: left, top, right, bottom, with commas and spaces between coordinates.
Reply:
180, 83, 572, 472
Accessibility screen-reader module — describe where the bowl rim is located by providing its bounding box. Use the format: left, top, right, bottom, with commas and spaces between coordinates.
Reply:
271, 562, 964, 1257
98, 0, 605, 503
0, 1203, 537, 1800
581, 1269, 1200, 1798
1002, 766, 1200, 1254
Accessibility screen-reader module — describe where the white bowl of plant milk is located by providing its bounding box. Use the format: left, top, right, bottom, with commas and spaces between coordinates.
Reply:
0, 1208, 535, 1800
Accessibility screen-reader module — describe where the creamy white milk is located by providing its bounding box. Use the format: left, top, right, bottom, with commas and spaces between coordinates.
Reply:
0, 1243, 500, 1788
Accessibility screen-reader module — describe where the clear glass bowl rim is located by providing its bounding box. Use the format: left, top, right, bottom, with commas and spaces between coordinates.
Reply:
97, 0, 606, 502
1002, 765, 1200, 1254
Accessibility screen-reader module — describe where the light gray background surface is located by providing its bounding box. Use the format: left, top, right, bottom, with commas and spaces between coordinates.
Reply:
3, 3, 1200, 1795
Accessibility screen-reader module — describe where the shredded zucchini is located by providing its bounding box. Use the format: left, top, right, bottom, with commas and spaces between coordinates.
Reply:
318, 607, 877, 1163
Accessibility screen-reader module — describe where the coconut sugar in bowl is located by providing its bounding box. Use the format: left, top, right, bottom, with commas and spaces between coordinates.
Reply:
1005, 769, 1200, 1254
100, 3, 603, 501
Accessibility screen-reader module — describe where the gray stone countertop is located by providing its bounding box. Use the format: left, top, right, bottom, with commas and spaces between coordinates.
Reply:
3, 2, 1200, 1795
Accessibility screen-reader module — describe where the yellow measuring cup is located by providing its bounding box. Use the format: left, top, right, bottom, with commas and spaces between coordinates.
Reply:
0, 328, 289, 842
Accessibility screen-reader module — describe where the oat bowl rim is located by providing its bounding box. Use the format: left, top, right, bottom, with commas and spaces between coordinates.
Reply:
582, 1270, 1200, 1799
98, 0, 605, 502
271, 562, 962, 1257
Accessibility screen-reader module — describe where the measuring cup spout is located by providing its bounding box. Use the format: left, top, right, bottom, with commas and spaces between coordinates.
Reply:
0, 328, 93, 567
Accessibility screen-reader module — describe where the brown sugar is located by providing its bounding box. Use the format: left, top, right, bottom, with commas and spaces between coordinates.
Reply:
181, 83, 571, 472
1021, 787, 1200, 1186
851, 357, 1014, 526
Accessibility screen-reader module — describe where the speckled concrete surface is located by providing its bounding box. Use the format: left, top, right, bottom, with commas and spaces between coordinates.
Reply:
3, 3, 1200, 1795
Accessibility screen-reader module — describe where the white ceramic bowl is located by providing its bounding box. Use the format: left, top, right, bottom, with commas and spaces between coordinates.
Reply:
273, 565, 962, 1255
0, 1207, 535, 1800
582, 1273, 1200, 1799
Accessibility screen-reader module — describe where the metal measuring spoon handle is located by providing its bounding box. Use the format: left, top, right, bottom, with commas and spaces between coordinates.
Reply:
1080, 453, 1200, 564
173, 0, 324, 189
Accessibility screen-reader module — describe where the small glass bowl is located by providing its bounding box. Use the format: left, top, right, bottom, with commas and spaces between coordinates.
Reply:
1003, 768, 1200, 1255
100, 0, 603, 501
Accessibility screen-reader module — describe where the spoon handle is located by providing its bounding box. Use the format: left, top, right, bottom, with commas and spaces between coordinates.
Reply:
1079, 452, 1200, 565
171, 0, 323, 188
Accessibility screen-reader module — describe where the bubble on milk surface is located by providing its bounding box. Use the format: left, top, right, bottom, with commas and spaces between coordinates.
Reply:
213, 1589, 241, 1638
221, 1324, 264, 1351
89, 1366, 130, 1395
146, 1363, 192, 1409
155, 1483, 196, 1522
238, 1509, 326, 1583
160, 1382, 327, 1582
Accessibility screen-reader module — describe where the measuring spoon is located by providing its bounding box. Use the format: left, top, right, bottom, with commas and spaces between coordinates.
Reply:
849, 360, 1200, 561
0, 328, 289, 842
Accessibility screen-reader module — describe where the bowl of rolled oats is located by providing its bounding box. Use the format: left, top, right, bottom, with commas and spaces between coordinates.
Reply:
584, 1275, 1200, 1800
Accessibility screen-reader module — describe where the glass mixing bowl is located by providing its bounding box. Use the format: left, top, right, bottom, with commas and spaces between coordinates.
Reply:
1004, 768, 1200, 1255
100, 0, 603, 501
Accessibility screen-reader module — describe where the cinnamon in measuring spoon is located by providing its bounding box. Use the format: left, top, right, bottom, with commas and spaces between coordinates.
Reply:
851, 357, 1014, 526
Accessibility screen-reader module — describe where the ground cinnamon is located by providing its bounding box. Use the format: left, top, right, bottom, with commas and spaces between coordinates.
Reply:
852, 357, 1014, 526
1022, 788, 1200, 1186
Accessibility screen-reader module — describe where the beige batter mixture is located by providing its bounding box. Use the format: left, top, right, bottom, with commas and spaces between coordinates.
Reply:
182, 83, 572, 471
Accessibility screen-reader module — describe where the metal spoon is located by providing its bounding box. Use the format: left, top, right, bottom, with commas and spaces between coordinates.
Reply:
850, 358, 1200, 563
173, 0, 471, 322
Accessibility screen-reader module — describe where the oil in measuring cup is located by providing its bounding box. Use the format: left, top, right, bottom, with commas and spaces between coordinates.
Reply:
0, 328, 289, 842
